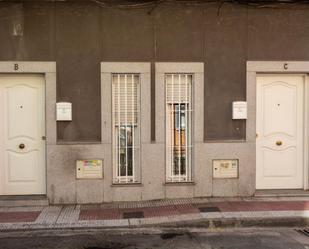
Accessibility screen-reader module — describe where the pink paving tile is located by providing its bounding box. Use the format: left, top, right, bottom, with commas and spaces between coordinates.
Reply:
175, 204, 200, 214
143, 205, 179, 218
243, 201, 302, 212
216, 201, 309, 212
79, 209, 121, 220
260, 201, 305, 211
228, 202, 263, 212
300, 201, 309, 209
214, 202, 234, 212
75, 200, 309, 221
0, 211, 40, 223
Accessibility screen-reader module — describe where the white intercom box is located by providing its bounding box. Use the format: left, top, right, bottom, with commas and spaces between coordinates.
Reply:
232, 101, 247, 120
76, 159, 103, 179
56, 102, 72, 121
213, 159, 238, 178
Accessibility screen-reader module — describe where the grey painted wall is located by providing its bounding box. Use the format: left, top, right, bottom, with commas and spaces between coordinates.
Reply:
1, 1, 308, 141
46, 142, 255, 204
0, 1, 309, 203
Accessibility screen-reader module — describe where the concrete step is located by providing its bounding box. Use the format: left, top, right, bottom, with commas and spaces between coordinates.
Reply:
0, 195, 49, 207
255, 190, 309, 198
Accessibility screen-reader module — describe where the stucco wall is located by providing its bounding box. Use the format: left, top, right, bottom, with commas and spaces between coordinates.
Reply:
3, 1, 308, 141
1, 1, 309, 203
46, 142, 255, 204
44, 61, 255, 204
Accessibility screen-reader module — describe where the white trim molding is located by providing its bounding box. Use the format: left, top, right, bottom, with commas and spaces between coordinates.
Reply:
155, 62, 204, 144
0, 61, 56, 144
0, 61, 57, 200
101, 62, 150, 74
247, 61, 309, 190
0, 61, 56, 73
156, 62, 204, 73
155, 62, 204, 183
100, 62, 151, 185
101, 62, 151, 144
247, 61, 309, 73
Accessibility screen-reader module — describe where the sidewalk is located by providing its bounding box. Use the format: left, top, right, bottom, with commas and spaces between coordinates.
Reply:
1, 197, 309, 231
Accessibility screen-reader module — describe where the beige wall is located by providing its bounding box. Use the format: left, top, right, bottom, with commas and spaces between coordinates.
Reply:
47, 142, 255, 204
0, 61, 256, 204
45, 62, 255, 204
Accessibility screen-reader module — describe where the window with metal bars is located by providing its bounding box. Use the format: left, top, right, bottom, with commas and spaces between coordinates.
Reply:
112, 74, 140, 183
166, 74, 193, 182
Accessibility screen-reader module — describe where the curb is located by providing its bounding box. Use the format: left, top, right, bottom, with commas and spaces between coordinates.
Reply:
1, 212, 309, 232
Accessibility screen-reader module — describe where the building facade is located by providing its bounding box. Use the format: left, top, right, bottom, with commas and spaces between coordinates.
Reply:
0, 1, 309, 204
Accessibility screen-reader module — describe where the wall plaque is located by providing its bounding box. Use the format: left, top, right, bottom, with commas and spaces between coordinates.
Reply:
213, 159, 238, 179
76, 159, 103, 179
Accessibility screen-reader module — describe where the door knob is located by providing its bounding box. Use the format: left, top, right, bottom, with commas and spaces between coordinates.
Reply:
276, 141, 282, 146
19, 143, 25, 149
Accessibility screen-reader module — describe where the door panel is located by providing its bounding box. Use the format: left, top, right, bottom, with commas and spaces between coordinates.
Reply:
256, 75, 304, 189
263, 82, 296, 137
262, 147, 296, 177
7, 151, 38, 182
0, 74, 46, 195
7, 84, 38, 140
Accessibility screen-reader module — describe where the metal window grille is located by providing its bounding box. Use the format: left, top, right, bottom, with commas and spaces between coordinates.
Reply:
166, 74, 193, 182
112, 74, 140, 183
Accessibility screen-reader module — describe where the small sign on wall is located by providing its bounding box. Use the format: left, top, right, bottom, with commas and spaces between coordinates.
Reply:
213, 159, 238, 179
76, 159, 103, 179
232, 101, 247, 119
56, 102, 72, 121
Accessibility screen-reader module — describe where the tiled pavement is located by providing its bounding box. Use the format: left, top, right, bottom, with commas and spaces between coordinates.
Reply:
2, 197, 309, 231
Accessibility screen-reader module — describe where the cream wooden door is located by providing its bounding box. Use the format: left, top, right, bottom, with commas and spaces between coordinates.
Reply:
256, 75, 304, 189
0, 74, 46, 195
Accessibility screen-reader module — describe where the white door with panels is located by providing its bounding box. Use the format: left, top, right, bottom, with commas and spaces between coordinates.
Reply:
0, 74, 46, 195
256, 75, 304, 189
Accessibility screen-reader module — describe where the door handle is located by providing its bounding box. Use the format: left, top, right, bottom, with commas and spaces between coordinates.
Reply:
19, 143, 25, 149
276, 141, 283, 146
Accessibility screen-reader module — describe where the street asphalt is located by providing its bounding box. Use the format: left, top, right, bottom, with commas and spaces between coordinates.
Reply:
0, 227, 309, 249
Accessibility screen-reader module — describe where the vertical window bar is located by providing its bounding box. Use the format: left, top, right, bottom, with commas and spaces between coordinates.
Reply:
125, 74, 128, 183
170, 103, 173, 181
166, 75, 169, 181
117, 74, 121, 182
178, 74, 181, 182
188, 75, 193, 179
185, 74, 188, 182
132, 74, 135, 182
171, 74, 174, 181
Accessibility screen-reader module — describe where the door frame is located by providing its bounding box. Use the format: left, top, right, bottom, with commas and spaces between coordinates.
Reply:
0, 61, 56, 195
247, 61, 309, 190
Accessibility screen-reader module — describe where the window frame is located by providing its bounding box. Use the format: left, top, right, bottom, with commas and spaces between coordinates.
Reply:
101, 62, 151, 185
155, 62, 204, 184
112, 73, 141, 184
165, 73, 194, 183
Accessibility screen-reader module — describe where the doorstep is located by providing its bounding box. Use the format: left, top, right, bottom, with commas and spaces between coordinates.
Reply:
0, 195, 49, 207
255, 190, 309, 198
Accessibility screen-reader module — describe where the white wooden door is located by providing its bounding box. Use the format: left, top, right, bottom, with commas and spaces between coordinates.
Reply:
0, 74, 46, 195
256, 75, 304, 189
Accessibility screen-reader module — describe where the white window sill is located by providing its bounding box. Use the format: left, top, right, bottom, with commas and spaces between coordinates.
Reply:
164, 181, 195, 186
111, 183, 143, 187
